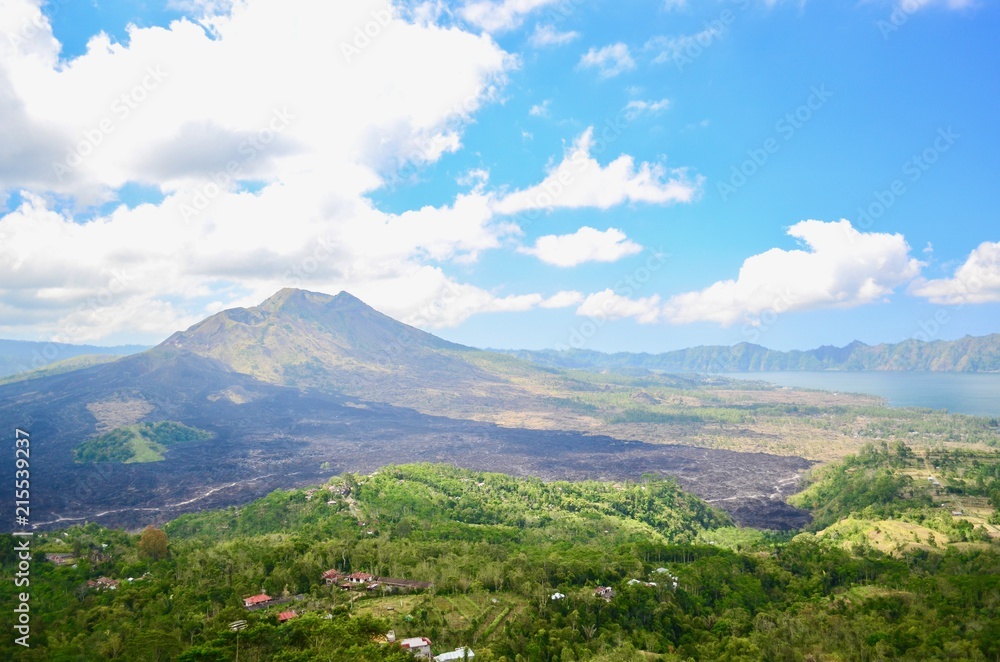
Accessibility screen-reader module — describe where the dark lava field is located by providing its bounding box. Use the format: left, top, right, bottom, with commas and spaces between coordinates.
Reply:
1, 350, 812, 532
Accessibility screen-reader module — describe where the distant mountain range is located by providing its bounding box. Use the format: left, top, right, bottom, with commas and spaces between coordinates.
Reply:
498, 334, 1000, 374
0, 339, 146, 378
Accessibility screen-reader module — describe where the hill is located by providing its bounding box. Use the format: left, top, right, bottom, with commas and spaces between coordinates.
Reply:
2, 462, 998, 661
159, 288, 574, 421
0, 343, 812, 531
0, 339, 145, 378
500, 333, 1000, 373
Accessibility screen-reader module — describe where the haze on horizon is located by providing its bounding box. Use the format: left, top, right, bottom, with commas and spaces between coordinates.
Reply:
0, 0, 997, 353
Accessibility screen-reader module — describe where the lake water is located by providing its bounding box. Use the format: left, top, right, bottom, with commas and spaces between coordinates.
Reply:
720, 372, 1000, 417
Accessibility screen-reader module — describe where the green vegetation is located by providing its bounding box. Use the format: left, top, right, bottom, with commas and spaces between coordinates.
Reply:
790, 441, 1000, 552
3, 461, 999, 660
74, 421, 212, 463
502, 334, 1000, 373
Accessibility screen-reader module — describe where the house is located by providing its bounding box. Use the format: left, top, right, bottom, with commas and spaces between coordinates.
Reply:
46, 553, 75, 565
243, 593, 272, 608
399, 636, 433, 659
277, 611, 298, 623
594, 586, 614, 601
346, 572, 375, 585
321, 569, 343, 585
435, 647, 475, 661
87, 577, 119, 590
550, 592, 566, 601
377, 577, 433, 591
952, 510, 964, 516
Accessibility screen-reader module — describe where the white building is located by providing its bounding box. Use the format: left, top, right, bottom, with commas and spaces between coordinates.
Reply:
434, 647, 475, 661
400, 636, 433, 659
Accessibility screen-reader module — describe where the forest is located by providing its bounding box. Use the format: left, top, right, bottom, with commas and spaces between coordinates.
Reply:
3, 451, 999, 661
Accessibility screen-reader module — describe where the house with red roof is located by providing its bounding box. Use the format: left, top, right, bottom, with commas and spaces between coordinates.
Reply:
346, 571, 375, 585
399, 636, 433, 659
322, 569, 343, 585
243, 593, 272, 608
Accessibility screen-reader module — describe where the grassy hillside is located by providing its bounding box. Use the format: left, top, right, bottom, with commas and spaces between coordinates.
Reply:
3, 463, 999, 661
790, 441, 1000, 554
0, 339, 145, 378
74, 421, 213, 463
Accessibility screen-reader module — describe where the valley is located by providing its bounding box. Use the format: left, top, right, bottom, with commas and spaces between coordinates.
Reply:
3, 290, 997, 535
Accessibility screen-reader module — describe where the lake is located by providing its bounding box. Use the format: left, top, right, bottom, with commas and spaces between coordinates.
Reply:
720, 371, 1000, 417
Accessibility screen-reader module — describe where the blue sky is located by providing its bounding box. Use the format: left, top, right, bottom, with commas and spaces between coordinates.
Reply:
0, 0, 997, 352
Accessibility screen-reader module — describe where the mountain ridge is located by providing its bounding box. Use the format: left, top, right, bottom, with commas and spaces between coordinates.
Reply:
497, 333, 1000, 374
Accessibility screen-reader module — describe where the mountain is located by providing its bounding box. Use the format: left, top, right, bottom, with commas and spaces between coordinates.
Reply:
0, 339, 146, 378
159, 288, 548, 419
499, 334, 1000, 373
0, 291, 813, 531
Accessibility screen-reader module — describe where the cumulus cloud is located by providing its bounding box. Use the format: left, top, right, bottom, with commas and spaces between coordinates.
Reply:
529, 24, 580, 47
459, 0, 560, 32
623, 98, 670, 120
909, 241, 1000, 304
493, 128, 701, 215
646, 28, 724, 65
576, 289, 663, 324
661, 220, 924, 325
578, 43, 635, 79
0, 0, 704, 342
540, 290, 585, 308
529, 100, 551, 117
519, 227, 643, 267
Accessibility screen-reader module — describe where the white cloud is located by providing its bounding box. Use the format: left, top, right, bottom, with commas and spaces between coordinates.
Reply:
892, 0, 976, 11
578, 43, 635, 79
540, 290, 585, 308
909, 241, 1000, 304
529, 24, 580, 47
663, 0, 687, 9
646, 28, 724, 65
0, 0, 704, 342
493, 128, 701, 215
0, 0, 535, 340
459, 0, 560, 32
519, 227, 643, 267
529, 100, 551, 117
577, 289, 663, 324
661, 220, 924, 326
624, 98, 670, 120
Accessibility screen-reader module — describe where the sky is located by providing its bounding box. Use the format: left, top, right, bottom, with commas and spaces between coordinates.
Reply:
0, 0, 997, 353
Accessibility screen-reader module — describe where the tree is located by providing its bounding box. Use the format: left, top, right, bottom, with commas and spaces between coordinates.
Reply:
138, 525, 169, 561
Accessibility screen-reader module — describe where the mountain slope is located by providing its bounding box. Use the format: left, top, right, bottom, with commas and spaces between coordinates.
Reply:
159, 288, 560, 419
0, 339, 145, 378
0, 344, 811, 531
500, 334, 1000, 373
